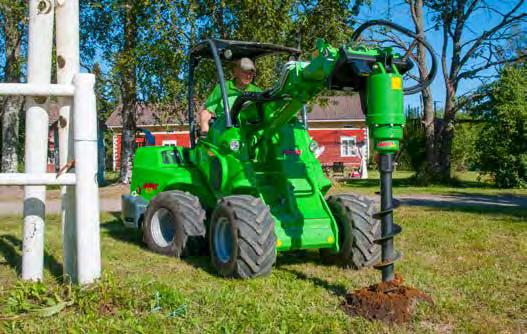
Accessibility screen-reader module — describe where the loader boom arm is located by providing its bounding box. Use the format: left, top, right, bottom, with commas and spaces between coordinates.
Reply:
230, 38, 410, 145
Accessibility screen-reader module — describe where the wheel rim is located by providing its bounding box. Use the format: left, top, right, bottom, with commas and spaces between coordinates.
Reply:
214, 217, 234, 263
150, 208, 175, 248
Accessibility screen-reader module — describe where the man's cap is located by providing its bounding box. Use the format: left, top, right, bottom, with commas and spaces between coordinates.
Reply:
236, 57, 256, 72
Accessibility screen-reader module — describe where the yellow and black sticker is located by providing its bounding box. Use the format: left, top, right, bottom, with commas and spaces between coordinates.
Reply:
392, 77, 402, 90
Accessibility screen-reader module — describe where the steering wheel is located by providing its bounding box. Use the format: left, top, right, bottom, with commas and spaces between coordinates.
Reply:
351, 20, 437, 95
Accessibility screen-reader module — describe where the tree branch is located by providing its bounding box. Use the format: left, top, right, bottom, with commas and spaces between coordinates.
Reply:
458, 0, 526, 68
457, 55, 527, 80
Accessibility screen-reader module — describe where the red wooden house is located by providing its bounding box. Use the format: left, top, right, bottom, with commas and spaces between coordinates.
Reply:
106, 95, 368, 171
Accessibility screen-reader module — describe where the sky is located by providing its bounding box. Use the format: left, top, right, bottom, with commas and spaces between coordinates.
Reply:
358, 0, 527, 110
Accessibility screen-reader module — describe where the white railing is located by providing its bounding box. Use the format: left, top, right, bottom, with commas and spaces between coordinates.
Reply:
0, 84, 74, 96
0, 173, 76, 185
0, 0, 100, 285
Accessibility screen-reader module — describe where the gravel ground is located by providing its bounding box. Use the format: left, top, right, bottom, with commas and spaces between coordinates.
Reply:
0, 184, 525, 216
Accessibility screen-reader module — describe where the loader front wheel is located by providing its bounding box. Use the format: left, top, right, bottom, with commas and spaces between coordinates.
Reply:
210, 195, 276, 278
321, 194, 380, 269
143, 191, 206, 257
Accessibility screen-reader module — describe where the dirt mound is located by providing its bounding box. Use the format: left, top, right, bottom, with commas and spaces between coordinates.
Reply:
342, 274, 433, 324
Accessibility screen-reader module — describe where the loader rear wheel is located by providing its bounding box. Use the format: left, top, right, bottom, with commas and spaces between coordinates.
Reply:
210, 195, 276, 278
321, 194, 380, 269
143, 191, 206, 257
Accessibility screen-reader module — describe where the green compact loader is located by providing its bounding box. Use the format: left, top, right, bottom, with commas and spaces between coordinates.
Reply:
122, 20, 437, 281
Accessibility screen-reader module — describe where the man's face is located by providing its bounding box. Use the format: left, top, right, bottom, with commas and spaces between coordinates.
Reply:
234, 66, 255, 87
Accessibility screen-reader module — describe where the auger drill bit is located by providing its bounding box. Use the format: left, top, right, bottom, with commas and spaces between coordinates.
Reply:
373, 153, 402, 281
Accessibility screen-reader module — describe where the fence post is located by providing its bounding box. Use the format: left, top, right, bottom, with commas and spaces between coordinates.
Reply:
73, 73, 101, 284
21, 0, 55, 281
56, 0, 80, 283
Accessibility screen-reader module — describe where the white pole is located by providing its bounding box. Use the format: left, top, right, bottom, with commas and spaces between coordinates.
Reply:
22, 0, 55, 281
362, 127, 369, 179
0, 173, 76, 185
73, 73, 101, 284
56, 0, 80, 283
0, 83, 74, 96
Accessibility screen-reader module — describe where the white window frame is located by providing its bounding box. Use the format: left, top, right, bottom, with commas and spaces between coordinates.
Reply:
340, 136, 358, 157
162, 140, 177, 147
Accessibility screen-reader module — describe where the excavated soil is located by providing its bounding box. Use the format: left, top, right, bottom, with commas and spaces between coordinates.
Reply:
342, 274, 433, 324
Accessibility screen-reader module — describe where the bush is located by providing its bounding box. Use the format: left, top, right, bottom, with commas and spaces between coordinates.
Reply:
397, 118, 426, 171
451, 120, 480, 172
474, 65, 527, 188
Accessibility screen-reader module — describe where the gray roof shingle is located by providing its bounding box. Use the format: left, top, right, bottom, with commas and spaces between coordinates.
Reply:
105, 95, 364, 128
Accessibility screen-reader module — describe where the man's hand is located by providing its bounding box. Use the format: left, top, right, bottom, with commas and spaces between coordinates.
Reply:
199, 109, 213, 133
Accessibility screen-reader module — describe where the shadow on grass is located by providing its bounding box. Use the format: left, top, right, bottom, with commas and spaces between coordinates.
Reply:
278, 267, 348, 297
399, 198, 527, 219
343, 172, 498, 190
101, 214, 217, 275
101, 216, 144, 246
442, 191, 527, 201
276, 250, 323, 267
0, 234, 63, 283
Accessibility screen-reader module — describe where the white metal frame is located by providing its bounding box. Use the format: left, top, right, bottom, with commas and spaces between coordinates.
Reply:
0, 0, 100, 285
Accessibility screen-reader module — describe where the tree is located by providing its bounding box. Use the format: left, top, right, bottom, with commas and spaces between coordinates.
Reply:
82, 0, 152, 183
407, 0, 436, 181
474, 65, 526, 188
117, 1, 142, 183
292, 0, 363, 49
81, 1, 370, 182
0, 1, 26, 173
427, 0, 527, 181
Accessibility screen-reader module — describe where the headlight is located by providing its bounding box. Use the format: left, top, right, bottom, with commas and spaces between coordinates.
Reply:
309, 140, 318, 152
230, 140, 240, 152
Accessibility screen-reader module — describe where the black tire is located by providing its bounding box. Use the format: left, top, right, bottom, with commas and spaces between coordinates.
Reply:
210, 195, 276, 278
320, 194, 380, 269
143, 191, 206, 257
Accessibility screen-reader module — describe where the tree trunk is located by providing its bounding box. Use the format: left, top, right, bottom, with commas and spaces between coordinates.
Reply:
119, 2, 138, 183
408, 0, 436, 181
436, 81, 457, 181
1, 97, 22, 172
1, 6, 23, 172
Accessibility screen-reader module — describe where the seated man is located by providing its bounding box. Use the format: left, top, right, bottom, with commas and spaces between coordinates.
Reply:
199, 57, 262, 136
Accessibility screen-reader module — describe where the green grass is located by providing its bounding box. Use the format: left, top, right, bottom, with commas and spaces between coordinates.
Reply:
334, 170, 527, 197
1, 206, 526, 333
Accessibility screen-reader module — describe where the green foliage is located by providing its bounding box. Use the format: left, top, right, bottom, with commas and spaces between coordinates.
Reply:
451, 120, 480, 172
474, 65, 527, 188
397, 119, 425, 171
81, 0, 370, 116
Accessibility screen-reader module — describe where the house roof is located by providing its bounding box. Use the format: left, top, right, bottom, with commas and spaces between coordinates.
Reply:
106, 104, 187, 128
308, 95, 364, 121
105, 95, 364, 129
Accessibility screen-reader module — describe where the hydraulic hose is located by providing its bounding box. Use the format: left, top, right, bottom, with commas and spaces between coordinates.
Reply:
351, 19, 437, 95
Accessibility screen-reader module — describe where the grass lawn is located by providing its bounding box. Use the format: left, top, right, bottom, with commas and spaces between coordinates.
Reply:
1, 204, 526, 333
334, 170, 527, 197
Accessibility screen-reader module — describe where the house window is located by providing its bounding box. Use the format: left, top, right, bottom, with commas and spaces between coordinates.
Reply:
162, 140, 177, 147
340, 136, 358, 157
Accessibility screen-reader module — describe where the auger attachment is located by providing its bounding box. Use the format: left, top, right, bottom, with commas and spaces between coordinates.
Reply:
341, 19, 438, 323
363, 52, 406, 282
373, 153, 402, 282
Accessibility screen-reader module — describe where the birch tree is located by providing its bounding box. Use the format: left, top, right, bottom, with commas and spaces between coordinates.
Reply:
0, 1, 26, 172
